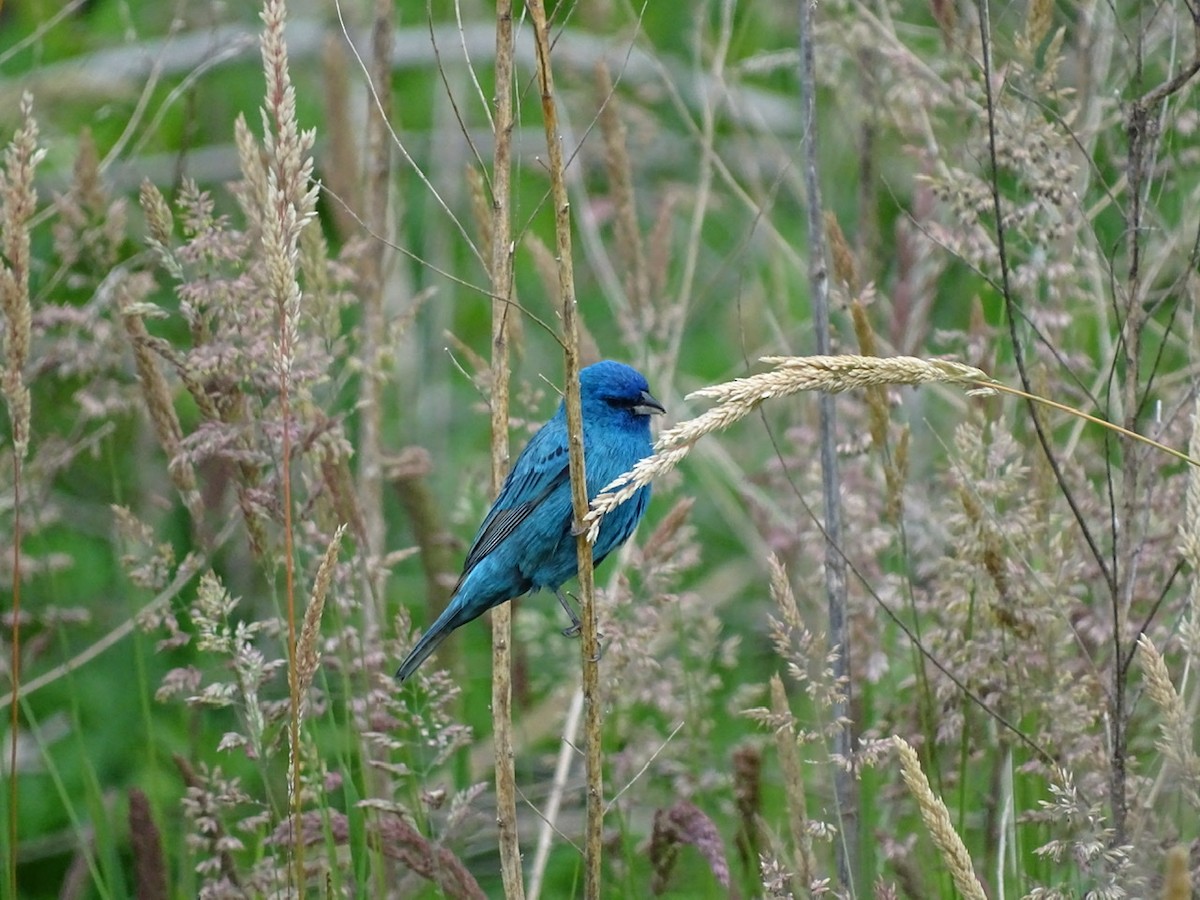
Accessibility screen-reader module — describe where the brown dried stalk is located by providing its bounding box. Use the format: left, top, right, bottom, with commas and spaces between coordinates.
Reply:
488, 1, 524, 897
525, 1, 604, 895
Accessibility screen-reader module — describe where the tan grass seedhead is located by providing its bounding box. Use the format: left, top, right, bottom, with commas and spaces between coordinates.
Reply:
585, 355, 992, 541
893, 736, 986, 900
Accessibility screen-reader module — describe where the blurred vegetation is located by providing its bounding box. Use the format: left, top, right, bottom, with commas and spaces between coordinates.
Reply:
2, 0, 1200, 898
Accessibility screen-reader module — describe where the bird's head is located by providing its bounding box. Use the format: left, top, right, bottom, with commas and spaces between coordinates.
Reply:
578, 360, 665, 426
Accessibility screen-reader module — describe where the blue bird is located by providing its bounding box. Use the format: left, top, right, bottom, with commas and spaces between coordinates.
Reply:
395, 360, 664, 682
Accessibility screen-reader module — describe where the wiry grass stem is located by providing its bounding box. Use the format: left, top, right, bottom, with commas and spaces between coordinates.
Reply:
526, 1, 604, 894
489, 1, 524, 896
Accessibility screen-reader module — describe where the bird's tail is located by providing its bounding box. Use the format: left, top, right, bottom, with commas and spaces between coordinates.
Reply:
395, 601, 469, 682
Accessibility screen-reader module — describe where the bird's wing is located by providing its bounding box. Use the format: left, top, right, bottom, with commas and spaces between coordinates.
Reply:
458, 420, 570, 578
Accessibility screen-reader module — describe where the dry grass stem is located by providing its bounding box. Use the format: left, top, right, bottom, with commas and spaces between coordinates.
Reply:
486, 2, 524, 897
893, 737, 985, 900
526, 1, 604, 894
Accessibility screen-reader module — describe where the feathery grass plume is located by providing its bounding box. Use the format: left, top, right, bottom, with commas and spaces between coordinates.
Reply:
52, 128, 126, 275
769, 674, 814, 895
892, 736, 986, 900
0, 92, 41, 461
1137, 635, 1200, 805
128, 788, 168, 900
647, 799, 732, 894
586, 355, 992, 541
116, 273, 204, 526
174, 755, 249, 891
255, 2, 319, 887
1022, 0, 1054, 54
1162, 845, 1192, 900
257, 0, 318, 375
184, 571, 283, 761
849, 288, 910, 521
763, 554, 844, 715
112, 506, 177, 593
138, 179, 183, 280
295, 525, 345, 702
824, 210, 858, 294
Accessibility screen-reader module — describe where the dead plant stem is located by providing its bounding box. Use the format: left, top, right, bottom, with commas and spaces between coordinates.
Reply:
489, 2, 524, 897
526, 2, 604, 895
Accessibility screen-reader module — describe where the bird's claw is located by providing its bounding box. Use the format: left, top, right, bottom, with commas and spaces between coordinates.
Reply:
590, 636, 607, 663
561, 622, 582, 638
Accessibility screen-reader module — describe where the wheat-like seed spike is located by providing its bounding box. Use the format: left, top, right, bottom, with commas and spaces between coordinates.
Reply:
585, 355, 992, 542
893, 736, 986, 900
1137, 635, 1200, 803
296, 525, 346, 704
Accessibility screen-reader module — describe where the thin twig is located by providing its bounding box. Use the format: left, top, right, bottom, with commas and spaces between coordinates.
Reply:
795, 0, 854, 886
525, 2, 604, 895
489, 0, 524, 896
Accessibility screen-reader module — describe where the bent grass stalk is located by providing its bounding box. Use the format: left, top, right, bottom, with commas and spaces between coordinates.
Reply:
586, 355, 1200, 538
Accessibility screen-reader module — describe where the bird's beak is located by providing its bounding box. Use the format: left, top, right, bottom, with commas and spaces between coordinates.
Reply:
634, 389, 666, 417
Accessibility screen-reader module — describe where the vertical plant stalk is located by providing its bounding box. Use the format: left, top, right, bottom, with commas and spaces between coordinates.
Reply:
258, 0, 319, 892
795, 0, 853, 886
0, 92, 39, 900
1111, 9, 1200, 844
358, 0, 394, 624
526, 2, 604, 895
489, 2, 524, 897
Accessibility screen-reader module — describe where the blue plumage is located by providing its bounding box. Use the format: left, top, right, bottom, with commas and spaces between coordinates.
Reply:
395, 360, 664, 682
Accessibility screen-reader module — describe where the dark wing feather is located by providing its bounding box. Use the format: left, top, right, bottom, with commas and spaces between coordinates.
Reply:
458, 419, 570, 579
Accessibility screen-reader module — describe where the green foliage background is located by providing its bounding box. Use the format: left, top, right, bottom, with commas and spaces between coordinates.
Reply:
2, 0, 1200, 897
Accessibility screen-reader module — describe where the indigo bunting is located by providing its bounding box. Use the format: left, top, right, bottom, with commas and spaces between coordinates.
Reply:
395, 360, 664, 682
